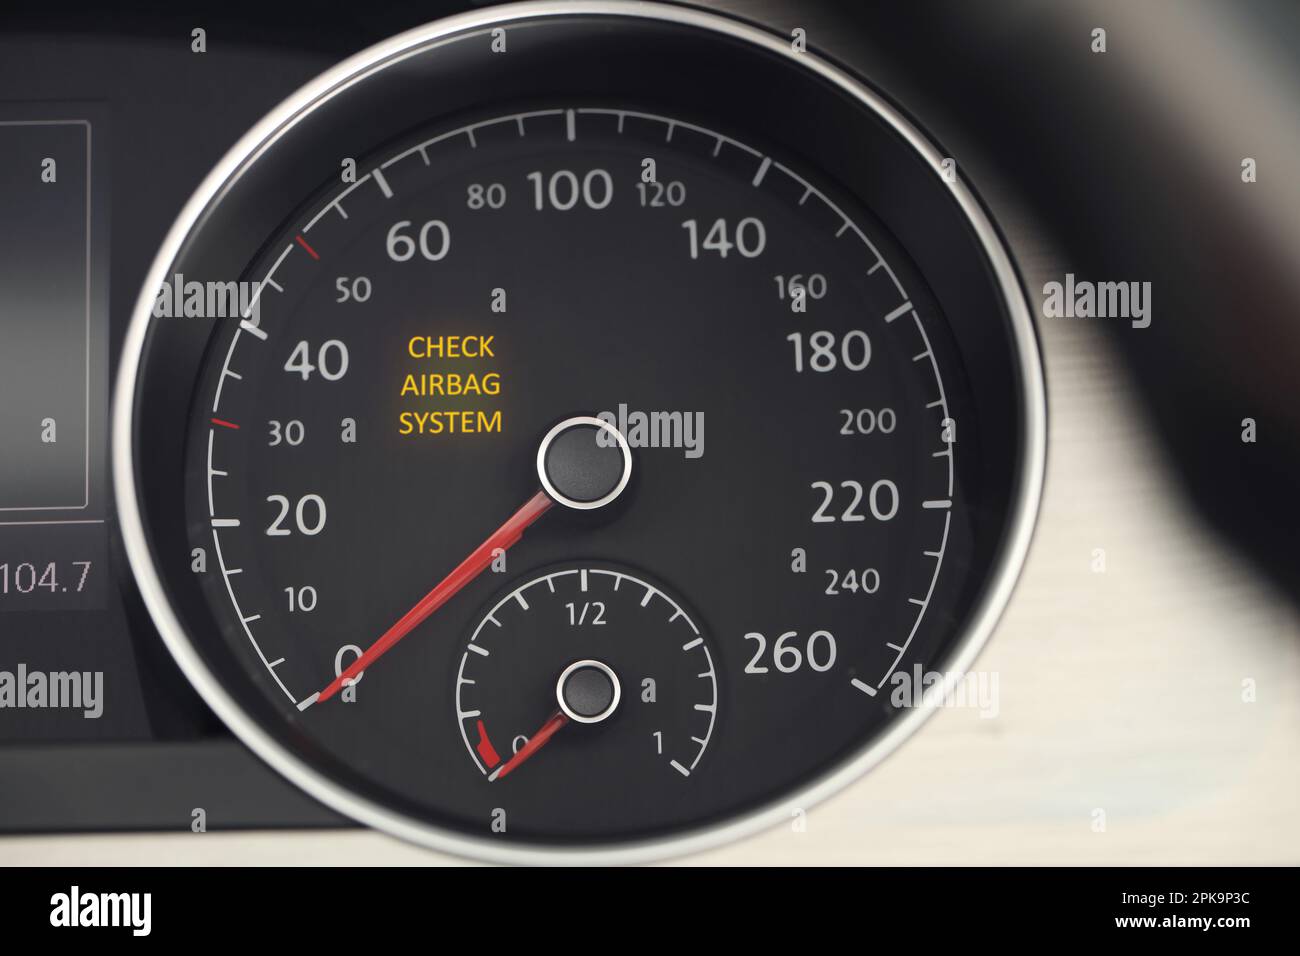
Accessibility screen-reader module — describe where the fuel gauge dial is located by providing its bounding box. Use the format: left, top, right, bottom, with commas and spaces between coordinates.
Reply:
456, 565, 718, 783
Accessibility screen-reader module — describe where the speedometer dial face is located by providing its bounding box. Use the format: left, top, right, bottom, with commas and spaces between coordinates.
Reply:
194, 105, 966, 838
116, 3, 1044, 862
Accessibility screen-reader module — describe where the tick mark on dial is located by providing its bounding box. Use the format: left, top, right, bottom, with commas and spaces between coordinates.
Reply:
294, 234, 320, 260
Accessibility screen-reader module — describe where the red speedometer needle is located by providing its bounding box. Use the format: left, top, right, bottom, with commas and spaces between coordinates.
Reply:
316, 490, 553, 703
313, 416, 633, 706
490, 711, 569, 781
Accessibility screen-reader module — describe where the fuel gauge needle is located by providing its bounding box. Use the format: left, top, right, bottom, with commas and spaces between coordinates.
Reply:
314, 490, 553, 703
489, 711, 569, 781
489, 660, 622, 781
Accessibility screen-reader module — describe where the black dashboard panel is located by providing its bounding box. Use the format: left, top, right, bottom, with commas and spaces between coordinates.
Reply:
0, 1, 1031, 840
1, 0, 1297, 859
0, 10, 360, 830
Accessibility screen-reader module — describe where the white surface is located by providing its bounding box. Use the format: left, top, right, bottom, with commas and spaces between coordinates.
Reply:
4, 307, 1297, 866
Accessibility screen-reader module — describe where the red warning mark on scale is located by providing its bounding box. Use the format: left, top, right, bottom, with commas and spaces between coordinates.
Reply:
295, 234, 320, 260
475, 719, 501, 769
210, 417, 240, 430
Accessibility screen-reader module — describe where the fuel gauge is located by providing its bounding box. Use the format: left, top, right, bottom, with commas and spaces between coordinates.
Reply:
456, 565, 718, 783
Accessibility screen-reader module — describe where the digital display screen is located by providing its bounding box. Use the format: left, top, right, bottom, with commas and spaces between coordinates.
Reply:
0, 107, 143, 744
0, 117, 108, 613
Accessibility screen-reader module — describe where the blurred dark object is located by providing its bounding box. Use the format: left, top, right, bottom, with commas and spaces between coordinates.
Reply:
769, 0, 1300, 606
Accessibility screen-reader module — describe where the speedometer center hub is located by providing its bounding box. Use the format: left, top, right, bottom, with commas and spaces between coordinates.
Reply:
538, 415, 633, 510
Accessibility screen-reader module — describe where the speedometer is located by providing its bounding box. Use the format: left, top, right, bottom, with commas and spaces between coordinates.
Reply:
114, 2, 1044, 862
